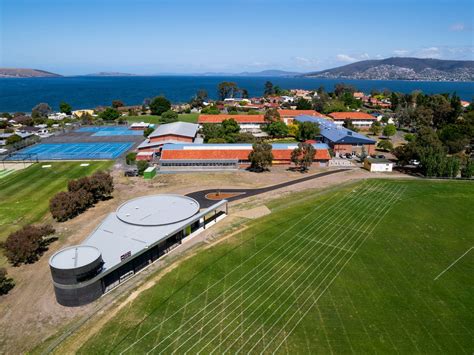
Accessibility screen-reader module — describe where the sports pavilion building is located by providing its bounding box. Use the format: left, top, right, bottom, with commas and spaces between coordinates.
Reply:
49, 194, 227, 307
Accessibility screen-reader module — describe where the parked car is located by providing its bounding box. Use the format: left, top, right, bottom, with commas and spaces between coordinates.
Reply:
345, 153, 352, 159
124, 169, 139, 177
376, 154, 386, 159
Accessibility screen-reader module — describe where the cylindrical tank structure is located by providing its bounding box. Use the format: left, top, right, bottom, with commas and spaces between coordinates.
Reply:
49, 245, 104, 307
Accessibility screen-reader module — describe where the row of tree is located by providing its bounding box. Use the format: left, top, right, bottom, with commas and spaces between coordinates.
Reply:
50, 171, 114, 222
248, 142, 317, 172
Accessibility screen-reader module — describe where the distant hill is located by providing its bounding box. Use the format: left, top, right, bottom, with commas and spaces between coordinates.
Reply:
197, 69, 300, 77
0, 68, 62, 78
83, 72, 137, 77
304, 57, 474, 81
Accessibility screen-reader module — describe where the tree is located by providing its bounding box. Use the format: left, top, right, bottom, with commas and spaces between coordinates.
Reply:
322, 100, 346, 114
369, 121, 382, 136
112, 100, 124, 109
291, 142, 316, 172
241, 88, 249, 99
377, 140, 393, 152
201, 105, 220, 114
383, 124, 397, 138
201, 123, 224, 142
264, 108, 280, 123
1, 225, 55, 266
461, 160, 473, 178
59, 102, 72, 115
296, 98, 312, 110
149, 96, 171, 115
438, 124, 470, 154
222, 118, 240, 135
161, 110, 178, 123
6, 134, 22, 145
143, 127, 154, 137
190, 89, 209, 108
0, 268, 15, 295
404, 133, 415, 142
264, 81, 275, 96
287, 123, 299, 137
136, 160, 149, 175
265, 121, 288, 137
126, 152, 137, 165
248, 143, 273, 172
31, 103, 52, 118
343, 119, 358, 132
99, 107, 120, 121
217, 82, 239, 100
297, 121, 320, 141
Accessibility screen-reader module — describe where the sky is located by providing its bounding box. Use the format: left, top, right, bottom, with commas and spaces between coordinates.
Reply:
1, 0, 473, 75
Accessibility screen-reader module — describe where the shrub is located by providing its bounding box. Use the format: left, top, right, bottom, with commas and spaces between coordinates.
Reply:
149, 96, 171, 116
126, 152, 137, 165
0, 268, 15, 295
377, 140, 394, 152
161, 110, 178, 123
137, 160, 149, 175
1, 225, 55, 266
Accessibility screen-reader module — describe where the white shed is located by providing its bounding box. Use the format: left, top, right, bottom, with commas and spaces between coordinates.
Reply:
364, 157, 394, 172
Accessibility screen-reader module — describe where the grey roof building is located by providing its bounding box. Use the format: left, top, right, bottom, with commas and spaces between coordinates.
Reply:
149, 121, 199, 139
49, 194, 228, 306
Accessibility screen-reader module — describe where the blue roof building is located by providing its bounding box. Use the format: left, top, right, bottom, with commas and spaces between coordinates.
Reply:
295, 115, 376, 154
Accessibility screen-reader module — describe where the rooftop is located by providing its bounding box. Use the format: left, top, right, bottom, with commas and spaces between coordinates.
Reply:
49, 245, 101, 269
329, 111, 377, 120
198, 114, 265, 124
295, 115, 376, 144
149, 121, 199, 138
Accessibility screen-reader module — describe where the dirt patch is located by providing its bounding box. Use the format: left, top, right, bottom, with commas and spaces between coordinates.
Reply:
233, 205, 271, 219
205, 192, 246, 200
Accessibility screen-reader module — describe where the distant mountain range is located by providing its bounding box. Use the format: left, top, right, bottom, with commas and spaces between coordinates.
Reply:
0, 68, 62, 78
197, 69, 301, 77
82, 72, 137, 77
304, 57, 474, 81
2, 58, 473, 81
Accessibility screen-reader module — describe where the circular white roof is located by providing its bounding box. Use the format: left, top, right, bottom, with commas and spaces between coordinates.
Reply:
116, 194, 200, 226
49, 245, 101, 270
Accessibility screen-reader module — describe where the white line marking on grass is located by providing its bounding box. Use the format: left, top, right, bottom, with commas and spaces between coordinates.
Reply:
296, 235, 355, 253
165, 183, 388, 354
187, 184, 396, 354
264, 185, 406, 354
434, 247, 473, 281
231, 185, 405, 354
141, 182, 383, 354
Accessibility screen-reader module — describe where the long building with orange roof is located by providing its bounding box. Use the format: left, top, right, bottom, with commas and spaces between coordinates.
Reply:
159, 143, 331, 172
328, 111, 377, 129
277, 109, 327, 124
198, 114, 266, 133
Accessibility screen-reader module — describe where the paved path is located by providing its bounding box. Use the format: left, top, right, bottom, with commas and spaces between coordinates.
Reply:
187, 169, 352, 208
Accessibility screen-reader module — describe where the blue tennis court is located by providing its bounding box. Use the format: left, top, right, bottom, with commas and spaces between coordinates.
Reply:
76, 126, 143, 136
7, 142, 134, 160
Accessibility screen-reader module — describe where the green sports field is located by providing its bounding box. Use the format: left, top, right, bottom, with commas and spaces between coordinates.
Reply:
74, 180, 473, 354
126, 113, 199, 124
0, 162, 113, 251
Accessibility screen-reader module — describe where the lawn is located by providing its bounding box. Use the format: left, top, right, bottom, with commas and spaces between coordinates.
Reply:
126, 113, 199, 124
0, 161, 113, 256
70, 180, 472, 353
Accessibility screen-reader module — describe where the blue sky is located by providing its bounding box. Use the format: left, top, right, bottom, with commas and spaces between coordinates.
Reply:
1, 0, 473, 75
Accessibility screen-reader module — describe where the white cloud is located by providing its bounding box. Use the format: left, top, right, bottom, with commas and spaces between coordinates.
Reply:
359, 53, 370, 60
450, 22, 466, 31
335, 54, 357, 63
293, 56, 320, 67
417, 47, 441, 58
393, 49, 409, 56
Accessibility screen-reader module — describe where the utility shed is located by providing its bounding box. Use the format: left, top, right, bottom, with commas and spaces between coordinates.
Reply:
364, 157, 394, 172
143, 166, 156, 179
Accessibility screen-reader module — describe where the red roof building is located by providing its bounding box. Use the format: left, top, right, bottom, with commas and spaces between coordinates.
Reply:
198, 114, 265, 124
328, 112, 377, 129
